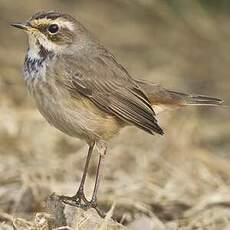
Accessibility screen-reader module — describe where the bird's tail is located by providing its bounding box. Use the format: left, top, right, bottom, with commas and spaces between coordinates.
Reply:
135, 79, 224, 113
166, 90, 223, 106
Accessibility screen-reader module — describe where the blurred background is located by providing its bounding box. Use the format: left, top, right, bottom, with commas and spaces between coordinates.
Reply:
0, 0, 230, 229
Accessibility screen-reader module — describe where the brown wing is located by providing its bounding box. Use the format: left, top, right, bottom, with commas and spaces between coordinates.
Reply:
60, 51, 163, 135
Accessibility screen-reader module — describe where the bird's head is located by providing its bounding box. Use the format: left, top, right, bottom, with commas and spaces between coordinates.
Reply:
11, 11, 90, 57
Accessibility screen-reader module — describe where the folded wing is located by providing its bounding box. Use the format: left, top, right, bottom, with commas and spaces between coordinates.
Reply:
61, 51, 164, 135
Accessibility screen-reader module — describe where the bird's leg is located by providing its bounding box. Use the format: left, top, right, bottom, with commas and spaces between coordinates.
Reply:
89, 154, 104, 207
60, 141, 107, 217
73, 142, 95, 203
60, 142, 95, 209
87, 142, 107, 217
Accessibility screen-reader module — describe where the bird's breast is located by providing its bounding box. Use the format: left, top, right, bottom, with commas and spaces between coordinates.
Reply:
24, 67, 123, 142
24, 55, 48, 94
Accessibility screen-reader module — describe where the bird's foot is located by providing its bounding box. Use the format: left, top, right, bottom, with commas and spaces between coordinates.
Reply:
85, 197, 105, 218
59, 190, 89, 210
59, 194, 105, 218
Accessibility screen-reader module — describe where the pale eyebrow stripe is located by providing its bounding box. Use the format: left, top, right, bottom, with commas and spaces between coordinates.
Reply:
31, 18, 75, 31
56, 20, 75, 31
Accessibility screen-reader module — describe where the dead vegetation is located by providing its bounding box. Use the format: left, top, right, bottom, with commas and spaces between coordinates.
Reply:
0, 0, 230, 229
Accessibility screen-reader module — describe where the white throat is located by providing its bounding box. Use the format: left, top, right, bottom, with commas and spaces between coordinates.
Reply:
27, 36, 41, 59
24, 36, 55, 83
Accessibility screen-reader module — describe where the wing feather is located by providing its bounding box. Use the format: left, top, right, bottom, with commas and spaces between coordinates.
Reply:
60, 50, 164, 135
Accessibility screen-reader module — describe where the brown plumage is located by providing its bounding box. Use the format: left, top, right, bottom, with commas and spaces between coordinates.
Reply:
61, 48, 163, 136
11, 11, 224, 217
137, 79, 223, 106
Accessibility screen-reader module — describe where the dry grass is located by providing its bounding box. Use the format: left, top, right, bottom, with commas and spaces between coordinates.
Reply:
0, 0, 230, 229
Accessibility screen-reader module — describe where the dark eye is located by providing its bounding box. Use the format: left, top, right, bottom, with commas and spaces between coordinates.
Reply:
48, 24, 59, 34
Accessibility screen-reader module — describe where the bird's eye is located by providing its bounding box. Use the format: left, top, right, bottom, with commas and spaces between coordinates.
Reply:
48, 24, 59, 34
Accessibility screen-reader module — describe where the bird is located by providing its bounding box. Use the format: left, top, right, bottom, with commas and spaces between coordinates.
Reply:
11, 11, 223, 216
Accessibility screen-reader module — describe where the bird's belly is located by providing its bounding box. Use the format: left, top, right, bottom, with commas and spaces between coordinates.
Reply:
37, 99, 89, 140
32, 84, 123, 142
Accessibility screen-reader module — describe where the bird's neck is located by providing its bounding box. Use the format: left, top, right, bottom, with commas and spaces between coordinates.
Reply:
27, 38, 55, 61
24, 42, 55, 81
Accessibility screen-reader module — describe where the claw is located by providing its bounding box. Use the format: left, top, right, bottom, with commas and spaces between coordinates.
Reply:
59, 192, 92, 209
94, 206, 106, 218
59, 194, 106, 218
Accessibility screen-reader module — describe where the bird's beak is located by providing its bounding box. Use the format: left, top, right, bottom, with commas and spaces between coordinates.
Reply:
11, 23, 29, 31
